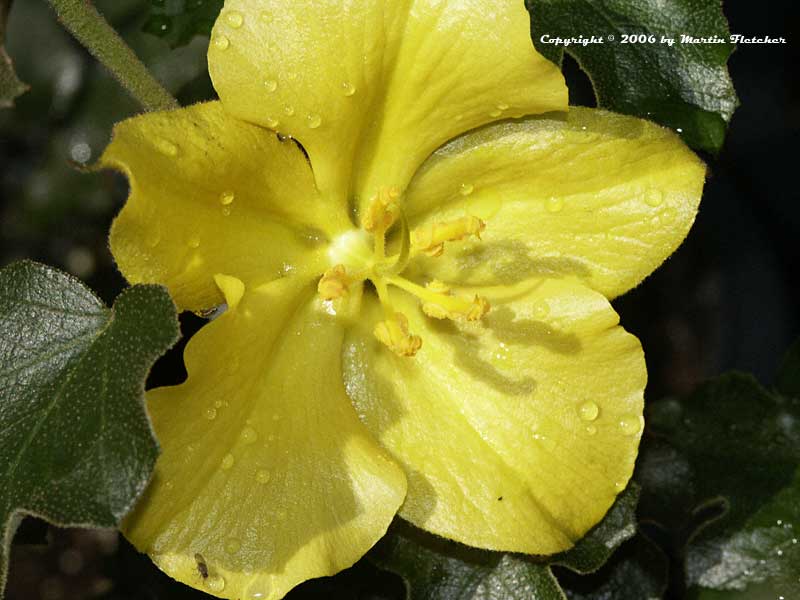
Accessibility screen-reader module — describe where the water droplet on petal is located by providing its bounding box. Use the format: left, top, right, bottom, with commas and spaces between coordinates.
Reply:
225, 11, 244, 28
224, 538, 241, 554
614, 481, 624, 490
459, 183, 474, 196
266, 116, 279, 128
219, 190, 235, 205
306, 113, 322, 128
619, 415, 642, 436
206, 575, 226, 593
586, 425, 597, 435
489, 109, 502, 117
214, 400, 223, 409
221, 454, 235, 470
497, 102, 509, 110
283, 105, 295, 116
578, 401, 599, 421
241, 427, 258, 444
645, 189, 664, 207
221, 206, 232, 217
188, 237, 200, 248
546, 197, 564, 213
214, 35, 230, 50
256, 469, 271, 484
532, 299, 550, 319
263, 79, 278, 92
204, 407, 217, 420
155, 139, 178, 157
341, 81, 356, 96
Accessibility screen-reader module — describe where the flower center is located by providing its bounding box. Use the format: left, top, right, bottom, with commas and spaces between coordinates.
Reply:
318, 188, 489, 357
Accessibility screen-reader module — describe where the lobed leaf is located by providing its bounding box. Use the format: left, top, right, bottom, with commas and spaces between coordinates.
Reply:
0, 261, 179, 595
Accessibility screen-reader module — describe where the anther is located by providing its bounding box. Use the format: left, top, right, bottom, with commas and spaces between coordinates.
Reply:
317, 264, 350, 300
410, 215, 485, 257
373, 312, 422, 357
363, 187, 402, 233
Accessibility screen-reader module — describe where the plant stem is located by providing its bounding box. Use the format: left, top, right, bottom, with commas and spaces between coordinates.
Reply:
46, 0, 178, 112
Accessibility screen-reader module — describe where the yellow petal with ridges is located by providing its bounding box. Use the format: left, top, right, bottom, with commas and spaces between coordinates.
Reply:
343, 277, 645, 554
402, 107, 706, 299
102, 101, 347, 312
208, 0, 567, 210
123, 275, 406, 600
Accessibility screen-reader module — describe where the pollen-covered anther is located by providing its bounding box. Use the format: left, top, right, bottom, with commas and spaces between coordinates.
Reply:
373, 312, 422, 357
410, 215, 486, 257
363, 187, 402, 233
317, 264, 350, 300
422, 293, 491, 322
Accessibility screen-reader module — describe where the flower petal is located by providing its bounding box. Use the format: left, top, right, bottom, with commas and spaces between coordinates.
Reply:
403, 107, 706, 299
208, 0, 567, 208
102, 101, 348, 312
343, 278, 645, 554
123, 275, 407, 600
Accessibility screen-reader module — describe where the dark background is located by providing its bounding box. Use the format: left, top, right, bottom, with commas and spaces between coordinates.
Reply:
1, 0, 797, 598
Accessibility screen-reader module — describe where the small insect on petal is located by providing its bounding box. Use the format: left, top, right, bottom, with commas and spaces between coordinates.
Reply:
195, 553, 209, 579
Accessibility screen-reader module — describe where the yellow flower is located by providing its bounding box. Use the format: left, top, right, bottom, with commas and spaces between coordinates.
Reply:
100, 1, 705, 598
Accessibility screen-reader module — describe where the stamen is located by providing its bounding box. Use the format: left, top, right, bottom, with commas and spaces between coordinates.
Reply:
317, 264, 350, 300
410, 215, 485, 257
362, 187, 401, 234
387, 277, 490, 322
373, 312, 422, 357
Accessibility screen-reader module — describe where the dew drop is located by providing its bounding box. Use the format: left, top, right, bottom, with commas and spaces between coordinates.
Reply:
546, 197, 564, 213
221, 206, 232, 217
214, 400, 223, 409
225, 11, 244, 28
459, 183, 474, 196
586, 425, 597, 435
224, 538, 241, 554
287, 71, 298, 81
219, 190, 235, 206
645, 189, 664, 207
306, 113, 322, 129
221, 454, 235, 470
532, 299, 550, 319
266, 116, 279, 128
283, 105, 295, 116
619, 415, 642, 436
214, 35, 230, 50
256, 469, 271, 484
156, 139, 178, 157
341, 81, 356, 96
250, 590, 268, 600
164, 480, 174, 490
489, 109, 502, 117
578, 401, 600, 421
497, 102, 509, 110
241, 427, 258, 444
188, 237, 201, 249
614, 481, 624, 490
206, 575, 226, 593
204, 407, 217, 420
263, 79, 278, 92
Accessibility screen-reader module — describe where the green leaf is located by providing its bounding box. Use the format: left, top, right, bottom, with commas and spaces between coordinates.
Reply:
639, 355, 800, 597
556, 534, 668, 600
0, 260, 179, 596
526, 0, 738, 154
372, 485, 640, 599
0, 0, 28, 108
374, 521, 565, 600
552, 483, 640, 574
143, 0, 223, 48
